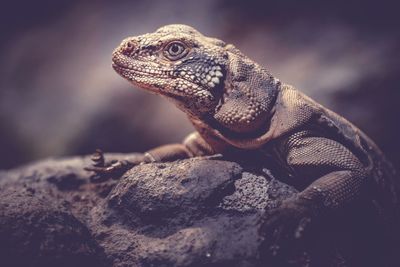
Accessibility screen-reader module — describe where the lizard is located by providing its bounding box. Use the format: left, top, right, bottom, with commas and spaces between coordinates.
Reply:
86, 24, 400, 259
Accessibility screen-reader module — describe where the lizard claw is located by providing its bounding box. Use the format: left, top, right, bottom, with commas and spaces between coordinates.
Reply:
84, 162, 123, 174
90, 149, 105, 167
84, 149, 135, 182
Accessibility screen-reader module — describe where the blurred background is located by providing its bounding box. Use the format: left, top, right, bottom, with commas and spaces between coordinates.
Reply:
0, 0, 399, 170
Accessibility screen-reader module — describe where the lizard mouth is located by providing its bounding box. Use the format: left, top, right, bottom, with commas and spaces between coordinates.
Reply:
112, 62, 169, 78
111, 58, 175, 94
111, 49, 174, 80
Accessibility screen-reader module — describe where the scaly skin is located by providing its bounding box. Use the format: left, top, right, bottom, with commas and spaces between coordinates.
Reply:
86, 24, 400, 259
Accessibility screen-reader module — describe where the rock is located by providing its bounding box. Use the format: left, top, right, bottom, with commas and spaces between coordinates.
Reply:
108, 160, 243, 220
0, 154, 391, 266
0, 188, 106, 267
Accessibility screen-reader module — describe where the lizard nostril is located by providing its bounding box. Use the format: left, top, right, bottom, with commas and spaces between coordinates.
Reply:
121, 39, 137, 55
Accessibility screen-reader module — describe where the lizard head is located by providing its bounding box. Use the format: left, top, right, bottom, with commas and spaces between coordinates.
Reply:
112, 24, 229, 117
113, 24, 279, 137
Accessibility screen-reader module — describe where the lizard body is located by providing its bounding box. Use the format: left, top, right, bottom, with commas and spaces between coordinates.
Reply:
88, 24, 399, 259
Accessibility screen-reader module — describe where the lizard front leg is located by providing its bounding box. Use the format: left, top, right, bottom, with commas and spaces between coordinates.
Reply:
261, 131, 368, 258
85, 132, 214, 180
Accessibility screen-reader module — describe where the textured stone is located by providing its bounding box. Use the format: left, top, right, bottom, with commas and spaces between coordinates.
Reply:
1, 154, 350, 267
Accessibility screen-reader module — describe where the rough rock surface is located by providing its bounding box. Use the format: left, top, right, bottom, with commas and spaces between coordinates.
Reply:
0, 154, 391, 266
0, 154, 298, 267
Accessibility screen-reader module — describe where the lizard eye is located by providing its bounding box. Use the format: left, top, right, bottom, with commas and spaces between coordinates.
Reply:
164, 42, 188, 60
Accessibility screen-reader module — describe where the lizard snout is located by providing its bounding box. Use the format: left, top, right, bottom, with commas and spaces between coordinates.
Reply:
119, 38, 138, 57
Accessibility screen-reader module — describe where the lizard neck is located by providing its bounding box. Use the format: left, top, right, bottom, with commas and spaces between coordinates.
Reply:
190, 77, 281, 150
211, 52, 280, 136
191, 84, 281, 150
